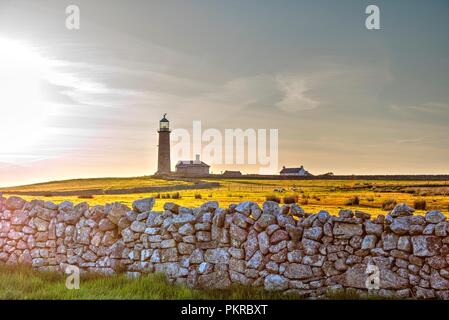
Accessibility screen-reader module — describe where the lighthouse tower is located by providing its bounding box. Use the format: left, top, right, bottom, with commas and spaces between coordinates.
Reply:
156, 113, 171, 175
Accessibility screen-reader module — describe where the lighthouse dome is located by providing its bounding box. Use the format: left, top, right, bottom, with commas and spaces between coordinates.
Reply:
160, 113, 169, 122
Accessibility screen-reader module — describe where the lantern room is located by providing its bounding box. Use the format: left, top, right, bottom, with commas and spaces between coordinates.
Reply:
159, 113, 170, 131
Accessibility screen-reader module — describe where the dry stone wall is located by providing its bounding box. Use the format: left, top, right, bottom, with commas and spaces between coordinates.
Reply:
1, 194, 449, 299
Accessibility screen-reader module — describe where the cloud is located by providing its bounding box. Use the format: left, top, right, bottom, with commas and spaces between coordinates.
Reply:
391, 103, 449, 114
275, 75, 320, 112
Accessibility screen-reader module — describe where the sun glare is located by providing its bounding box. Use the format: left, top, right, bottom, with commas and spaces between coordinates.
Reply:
0, 38, 51, 159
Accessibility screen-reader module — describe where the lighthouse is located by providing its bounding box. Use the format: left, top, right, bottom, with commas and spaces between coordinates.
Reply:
156, 113, 171, 175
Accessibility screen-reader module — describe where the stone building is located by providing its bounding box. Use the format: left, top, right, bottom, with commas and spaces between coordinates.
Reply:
175, 155, 210, 176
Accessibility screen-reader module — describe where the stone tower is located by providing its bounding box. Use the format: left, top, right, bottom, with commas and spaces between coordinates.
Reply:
156, 113, 171, 174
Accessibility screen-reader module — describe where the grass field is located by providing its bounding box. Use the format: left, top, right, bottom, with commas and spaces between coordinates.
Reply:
0, 265, 294, 300
0, 176, 190, 193
0, 265, 385, 300
2, 177, 449, 217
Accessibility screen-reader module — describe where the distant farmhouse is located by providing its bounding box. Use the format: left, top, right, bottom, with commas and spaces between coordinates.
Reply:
222, 170, 242, 177
280, 165, 313, 176
175, 155, 210, 176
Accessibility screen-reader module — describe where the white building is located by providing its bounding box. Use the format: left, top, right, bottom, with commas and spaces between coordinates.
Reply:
279, 165, 312, 176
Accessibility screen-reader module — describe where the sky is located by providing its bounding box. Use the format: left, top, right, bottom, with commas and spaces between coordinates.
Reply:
0, 0, 448, 186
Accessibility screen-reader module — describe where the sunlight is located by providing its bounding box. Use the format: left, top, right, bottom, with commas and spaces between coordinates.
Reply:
0, 38, 52, 159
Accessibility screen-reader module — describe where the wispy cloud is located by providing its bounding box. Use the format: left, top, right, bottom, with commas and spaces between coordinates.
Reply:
391, 103, 449, 114
275, 75, 320, 112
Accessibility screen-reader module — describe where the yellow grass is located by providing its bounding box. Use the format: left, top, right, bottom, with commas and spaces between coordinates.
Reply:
3, 177, 449, 217
0, 176, 190, 192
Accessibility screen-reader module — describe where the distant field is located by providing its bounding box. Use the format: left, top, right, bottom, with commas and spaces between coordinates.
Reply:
0, 176, 191, 193
3, 177, 449, 217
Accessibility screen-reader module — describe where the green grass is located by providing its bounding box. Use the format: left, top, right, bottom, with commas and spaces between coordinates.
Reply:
0, 265, 392, 300
0, 265, 401, 300
0, 265, 296, 300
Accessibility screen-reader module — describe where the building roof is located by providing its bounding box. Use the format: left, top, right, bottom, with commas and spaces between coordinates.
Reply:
223, 170, 242, 176
279, 165, 312, 175
280, 167, 303, 174
176, 160, 210, 168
